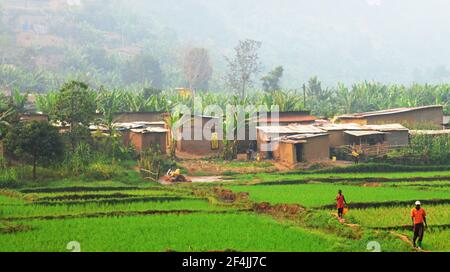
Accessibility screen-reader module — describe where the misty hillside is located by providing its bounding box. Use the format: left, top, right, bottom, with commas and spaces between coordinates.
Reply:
1, 0, 450, 93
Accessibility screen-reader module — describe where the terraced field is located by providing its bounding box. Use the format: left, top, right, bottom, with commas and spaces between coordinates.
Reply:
227, 171, 450, 252
0, 184, 344, 252
1, 170, 449, 252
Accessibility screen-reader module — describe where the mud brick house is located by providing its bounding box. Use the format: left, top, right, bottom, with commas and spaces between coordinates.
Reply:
256, 111, 317, 126
318, 123, 368, 148
335, 105, 444, 128
113, 112, 166, 123
274, 134, 330, 165
344, 130, 387, 146
364, 124, 409, 146
129, 127, 168, 154
175, 115, 223, 156
256, 125, 326, 159
129, 127, 169, 154
19, 113, 49, 122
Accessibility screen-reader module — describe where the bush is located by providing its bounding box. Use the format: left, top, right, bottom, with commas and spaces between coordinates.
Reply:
370, 135, 450, 165
84, 162, 122, 180
0, 168, 21, 188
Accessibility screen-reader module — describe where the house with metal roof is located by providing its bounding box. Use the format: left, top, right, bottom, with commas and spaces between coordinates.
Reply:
335, 105, 444, 128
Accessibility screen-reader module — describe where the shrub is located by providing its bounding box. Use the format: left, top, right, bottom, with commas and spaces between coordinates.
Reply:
0, 168, 20, 188
84, 162, 121, 180
138, 147, 175, 181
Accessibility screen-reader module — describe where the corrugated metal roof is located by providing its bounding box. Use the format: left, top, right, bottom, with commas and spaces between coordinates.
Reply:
344, 130, 387, 137
257, 125, 326, 134
364, 124, 409, 131
319, 123, 367, 131
278, 133, 328, 144
410, 130, 450, 136
113, 122, 146, 129
257, 115, 317, 123
337, 105, 442, 119
131, 127, 168, 134
89, 125, 109, 131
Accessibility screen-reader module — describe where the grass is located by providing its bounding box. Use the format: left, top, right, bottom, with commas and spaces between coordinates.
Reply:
348, 205, 450, 228
1, 167, 449, 252
398, 228, 450, 252
227, 183, 450, 207
0, 213, 339, 252
233, 170, 450, 184
0, 199, 230, 219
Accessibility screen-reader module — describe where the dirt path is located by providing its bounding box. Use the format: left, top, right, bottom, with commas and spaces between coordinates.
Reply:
333, 213, 429, 252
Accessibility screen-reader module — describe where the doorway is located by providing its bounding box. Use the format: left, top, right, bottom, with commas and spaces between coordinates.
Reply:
295, 144, 303, 162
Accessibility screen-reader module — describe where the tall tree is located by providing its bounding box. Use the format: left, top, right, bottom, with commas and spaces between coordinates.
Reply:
4, 121, 64, 180
122, 54, 163, 88
261, 66, 284, 92
225, 39, 262, 98
182, 47, 213, 94
54, 81, 96, 152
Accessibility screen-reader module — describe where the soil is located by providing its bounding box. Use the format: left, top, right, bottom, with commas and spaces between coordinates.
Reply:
178, 159, 278, 176
253, 202, 305, 217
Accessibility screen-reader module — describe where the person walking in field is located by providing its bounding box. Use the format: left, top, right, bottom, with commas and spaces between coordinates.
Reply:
411, 201, 428, 250
336, 190, 347, 219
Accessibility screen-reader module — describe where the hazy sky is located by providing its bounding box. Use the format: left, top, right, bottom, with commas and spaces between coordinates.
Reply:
126, 0, 450, 86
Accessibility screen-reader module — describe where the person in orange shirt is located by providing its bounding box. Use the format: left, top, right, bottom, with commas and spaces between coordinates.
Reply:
411, 201, 428, 250
336, 190, 347, 219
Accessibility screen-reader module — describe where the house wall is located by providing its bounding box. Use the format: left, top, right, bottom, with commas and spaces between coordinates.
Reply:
303, 135, 330, 161
177, 116, 223, 155
365, 107, 443, 127
327, 130, 349, 147
340, 107, 443, 128
347, 134, 385, 146
129, 132, 167, 154
277, 142, 296, 165
384, 131, 409, 146
339, 119, 367, 125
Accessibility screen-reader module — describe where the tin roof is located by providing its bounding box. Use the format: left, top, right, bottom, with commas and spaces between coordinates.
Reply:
344, 130, 387, 137
257, 125, 326, 134
319, 123, 367, 131
364, 124, 409, 131
131, 127, 168, 134
277, 133, 329, 144
337, 105, 443, 119
257, 115, 317, 124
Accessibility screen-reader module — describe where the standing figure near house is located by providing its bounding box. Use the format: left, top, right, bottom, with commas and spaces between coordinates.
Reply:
411, 201, 428, 250
351, 149, 360, 164
336, 190, 347, 219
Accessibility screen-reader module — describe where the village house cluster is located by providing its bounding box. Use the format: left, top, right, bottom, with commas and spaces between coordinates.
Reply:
5, 105, 450, 167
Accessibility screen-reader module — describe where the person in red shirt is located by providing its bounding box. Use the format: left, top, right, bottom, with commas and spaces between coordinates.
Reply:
411, 201, 428, 250
336, 190, 347, 219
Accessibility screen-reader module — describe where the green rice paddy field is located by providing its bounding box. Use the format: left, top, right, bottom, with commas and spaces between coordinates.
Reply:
0, 170, 449, 252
